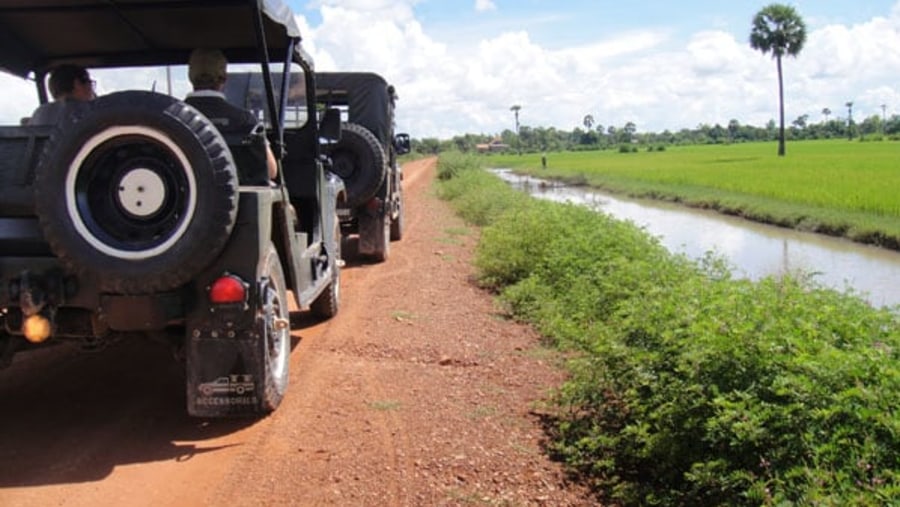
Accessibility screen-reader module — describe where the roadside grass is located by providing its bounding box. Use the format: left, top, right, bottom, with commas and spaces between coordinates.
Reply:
435, 235, 464, 245
444, 226, 471, 237
466, 405, 498, 420
367, 400, 402, 411
390, 310, 416, 322
444, 488, 496, 505
436, 152, 900, 506
489, 140, 900, 249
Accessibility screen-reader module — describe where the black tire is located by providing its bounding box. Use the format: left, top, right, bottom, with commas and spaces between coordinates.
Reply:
390, 190, 404, 241
310, 214, 341, 319
257, 243, 290, 412
327, 123, 386, 208
33, 91, 238, 294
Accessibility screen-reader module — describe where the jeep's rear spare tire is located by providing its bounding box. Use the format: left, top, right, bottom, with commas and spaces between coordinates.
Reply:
34, 91, 239, 294
327, 122, 386, 208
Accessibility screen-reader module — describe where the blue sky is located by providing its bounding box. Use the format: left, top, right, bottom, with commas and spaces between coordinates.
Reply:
2, 1, 899, 139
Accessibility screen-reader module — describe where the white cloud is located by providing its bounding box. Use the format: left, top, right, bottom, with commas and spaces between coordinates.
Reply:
475, 0, 496, 12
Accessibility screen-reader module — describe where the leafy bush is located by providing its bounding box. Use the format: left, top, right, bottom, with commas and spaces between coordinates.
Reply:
436, 152, 526, 226
436, 150, 479, 181
555, 270, 899, 506
436, 161, 900, 505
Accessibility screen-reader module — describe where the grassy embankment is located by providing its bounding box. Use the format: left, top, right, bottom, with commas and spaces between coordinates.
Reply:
435, 151, 899, 506
489, 140, 900, 249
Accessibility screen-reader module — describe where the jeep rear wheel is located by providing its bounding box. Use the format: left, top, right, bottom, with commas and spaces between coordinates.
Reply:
34, 91, 238, 294
390, 191, 404, 241
257, 242, 290, 412
310, 214, 341, 319
327, 123, 386, 208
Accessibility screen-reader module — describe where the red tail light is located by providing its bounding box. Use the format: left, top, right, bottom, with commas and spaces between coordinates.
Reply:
209, 274, 246, 304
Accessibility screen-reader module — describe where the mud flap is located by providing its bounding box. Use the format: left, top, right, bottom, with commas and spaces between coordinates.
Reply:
186, 331, 266, 417
357, 212, 389, 260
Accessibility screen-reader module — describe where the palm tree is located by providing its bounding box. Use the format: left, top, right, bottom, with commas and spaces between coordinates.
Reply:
728, 119, 740, 142
583, 114, 594, 131
845, 101, 854, 140
510, 104, 521, 154
822, 107, 831, 123
623, 121, 637, 143
750, 4, 807, 156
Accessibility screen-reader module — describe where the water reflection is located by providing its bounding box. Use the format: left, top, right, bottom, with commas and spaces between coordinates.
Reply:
493, 169, 900, 309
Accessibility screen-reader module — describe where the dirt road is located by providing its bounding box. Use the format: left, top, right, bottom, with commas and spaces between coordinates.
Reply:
0, 158, 593, 506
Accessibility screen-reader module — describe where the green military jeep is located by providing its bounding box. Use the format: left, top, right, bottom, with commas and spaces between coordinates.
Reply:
225, 71, 411, 261
0, 0, 344, 417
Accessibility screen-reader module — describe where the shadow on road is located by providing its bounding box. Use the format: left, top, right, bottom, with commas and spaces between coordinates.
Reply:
0, 338, 256, 487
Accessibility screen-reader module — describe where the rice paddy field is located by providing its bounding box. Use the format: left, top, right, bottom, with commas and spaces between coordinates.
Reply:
488, 140, 900, 248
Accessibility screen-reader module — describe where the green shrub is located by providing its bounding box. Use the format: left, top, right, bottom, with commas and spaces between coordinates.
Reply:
436, 153, 526, 226
555, 269, 899, 505
436, 162, 900, 505
436, 150, 480, 181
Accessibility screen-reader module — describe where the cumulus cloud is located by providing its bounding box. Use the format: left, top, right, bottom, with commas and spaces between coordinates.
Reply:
475, 0, 497, 12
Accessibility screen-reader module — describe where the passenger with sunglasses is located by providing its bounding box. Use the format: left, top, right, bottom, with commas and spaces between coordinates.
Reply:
28, 64, 95, 125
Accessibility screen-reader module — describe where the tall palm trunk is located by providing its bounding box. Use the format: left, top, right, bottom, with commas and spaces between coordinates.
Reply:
777, 55, 786, 156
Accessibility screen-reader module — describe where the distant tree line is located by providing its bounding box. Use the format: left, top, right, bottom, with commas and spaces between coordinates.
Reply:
410, 114, 900, 156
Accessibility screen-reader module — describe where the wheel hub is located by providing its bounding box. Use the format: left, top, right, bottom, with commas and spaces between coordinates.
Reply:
117, 167, 167, 218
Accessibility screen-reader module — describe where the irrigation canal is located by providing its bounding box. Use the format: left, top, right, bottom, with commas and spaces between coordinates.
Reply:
493, 169, 900, 309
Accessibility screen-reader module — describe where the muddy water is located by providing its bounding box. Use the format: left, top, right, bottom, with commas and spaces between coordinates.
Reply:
493, 169, 900, 309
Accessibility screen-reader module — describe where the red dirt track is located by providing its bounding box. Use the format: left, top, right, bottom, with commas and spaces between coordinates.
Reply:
0, 157, 594, 506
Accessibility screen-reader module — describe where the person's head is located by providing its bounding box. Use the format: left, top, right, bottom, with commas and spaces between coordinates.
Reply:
48, 64, 95, 101
188, 48, 228, 91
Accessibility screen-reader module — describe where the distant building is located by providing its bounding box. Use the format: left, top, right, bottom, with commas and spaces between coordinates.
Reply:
475, 138, 509, 153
